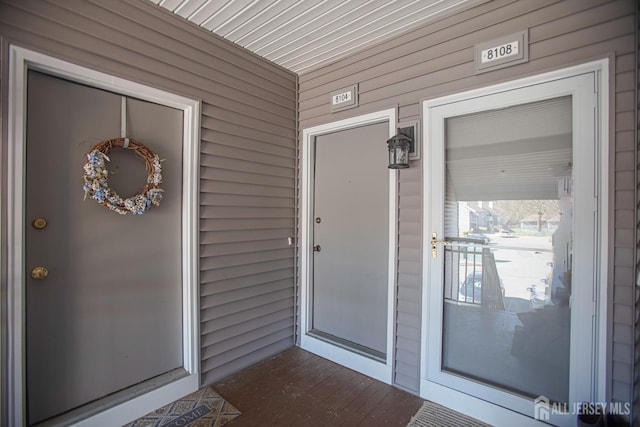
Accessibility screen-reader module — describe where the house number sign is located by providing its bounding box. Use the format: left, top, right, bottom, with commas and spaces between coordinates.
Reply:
332, 91, 351, 104
330, 84, 358, 112
481, 41, 519, 64
474, 30, 528, 74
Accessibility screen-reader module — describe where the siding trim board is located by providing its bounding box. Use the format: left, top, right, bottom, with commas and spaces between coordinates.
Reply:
633, 4, 639, 425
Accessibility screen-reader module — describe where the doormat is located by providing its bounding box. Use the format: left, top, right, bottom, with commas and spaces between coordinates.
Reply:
407, 401, 493, 427
124, 386, 241, 427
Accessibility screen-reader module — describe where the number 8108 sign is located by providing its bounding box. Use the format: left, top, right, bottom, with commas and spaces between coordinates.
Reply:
481, 41, 519, 64
474, 30, 528, 74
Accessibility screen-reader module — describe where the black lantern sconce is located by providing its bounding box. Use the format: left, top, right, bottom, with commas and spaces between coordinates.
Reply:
386, 133, 412, 169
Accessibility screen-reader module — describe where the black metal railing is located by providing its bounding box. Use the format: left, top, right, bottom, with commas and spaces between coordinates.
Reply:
443, 238, 505, 310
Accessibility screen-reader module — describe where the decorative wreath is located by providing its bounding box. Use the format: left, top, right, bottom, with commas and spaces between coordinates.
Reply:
82, 137, 163, 215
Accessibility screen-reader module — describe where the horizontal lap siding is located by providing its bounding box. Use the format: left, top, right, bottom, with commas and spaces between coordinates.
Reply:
395, 166, 423, 392
0, 0, 297, 391
298, 0, 636, 403
613, 25, 636, 411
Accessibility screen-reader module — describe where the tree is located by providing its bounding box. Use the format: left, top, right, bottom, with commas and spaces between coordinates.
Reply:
494, 200, 560, 230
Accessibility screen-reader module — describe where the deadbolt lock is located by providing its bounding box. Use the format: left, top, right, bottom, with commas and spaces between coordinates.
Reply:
32, 218, 47, 230
315, 217, 321, 224
313, 245, 321, 252
31, 266, 49, 280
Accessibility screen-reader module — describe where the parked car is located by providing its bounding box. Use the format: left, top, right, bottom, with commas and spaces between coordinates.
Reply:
498, 228, 515, 238
465, 233, 490, 244
458, 271, 482, 303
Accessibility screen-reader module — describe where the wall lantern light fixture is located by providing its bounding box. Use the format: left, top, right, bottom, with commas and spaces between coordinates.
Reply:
386, 133, 412, 169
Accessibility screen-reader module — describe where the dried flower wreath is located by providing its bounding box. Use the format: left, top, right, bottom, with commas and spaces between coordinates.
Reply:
82, 138, 163, 215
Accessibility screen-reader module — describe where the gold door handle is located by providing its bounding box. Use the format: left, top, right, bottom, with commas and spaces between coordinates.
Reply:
431, 232, 449, 258
32, 218, 48, 229
31, 266, 49, 280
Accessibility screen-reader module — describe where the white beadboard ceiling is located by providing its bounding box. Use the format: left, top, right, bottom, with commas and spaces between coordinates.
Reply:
149, 0, 486, 74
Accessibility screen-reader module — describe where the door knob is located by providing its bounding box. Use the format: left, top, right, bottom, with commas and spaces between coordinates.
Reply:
31, 266, 49, 280
32, 218, 48, 229
313, 245, 321, 252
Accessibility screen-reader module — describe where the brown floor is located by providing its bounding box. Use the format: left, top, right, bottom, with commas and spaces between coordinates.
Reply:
213, 346, 424, 427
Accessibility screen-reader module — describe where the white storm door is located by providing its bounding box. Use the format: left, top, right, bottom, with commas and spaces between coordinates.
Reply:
422, 69, 605, 427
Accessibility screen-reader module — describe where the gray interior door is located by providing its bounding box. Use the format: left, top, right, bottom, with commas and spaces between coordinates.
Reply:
25, 71, 184, 424
311, 122, 389, 358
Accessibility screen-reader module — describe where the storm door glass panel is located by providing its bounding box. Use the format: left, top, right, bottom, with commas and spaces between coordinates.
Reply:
441, 96, 572, 404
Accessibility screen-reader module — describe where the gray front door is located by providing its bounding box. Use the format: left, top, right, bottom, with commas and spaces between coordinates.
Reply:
311, 122, 389, 358
25, 71, 184, 424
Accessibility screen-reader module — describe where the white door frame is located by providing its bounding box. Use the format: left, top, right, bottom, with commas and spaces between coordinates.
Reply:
420, 60, 609, 427
5, 45, 201, 426
300, 109, 397, 383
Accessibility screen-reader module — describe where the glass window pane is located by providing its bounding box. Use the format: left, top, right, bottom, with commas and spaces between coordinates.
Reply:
441, 96, 572, 403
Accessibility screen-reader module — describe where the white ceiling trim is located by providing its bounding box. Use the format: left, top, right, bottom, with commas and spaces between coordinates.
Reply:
150, 0, 486, 74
